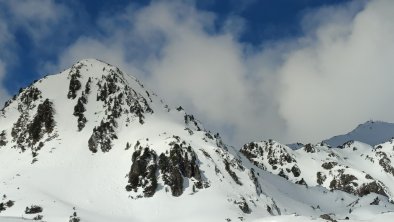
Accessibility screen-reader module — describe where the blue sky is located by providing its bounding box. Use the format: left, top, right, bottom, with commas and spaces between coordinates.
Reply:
1, 0, 350, 94
1, 0, 394, 145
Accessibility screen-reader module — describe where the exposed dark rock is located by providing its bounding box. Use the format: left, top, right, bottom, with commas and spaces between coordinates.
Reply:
249, 168, 262, 195
320, 214, 337, 222
158, 143, 206, 196
159, 153, 183, 197
317, 172, 327, 185
329, 174, 357, 193
322, 162, 338, 170
358, 181, 388, 198
126, 147, 158, 197
278, 169, 288, 180
5, 200, 14, 208
238, 199, 251, 214
184, 114, 201, 131
88, 120, 117, 153
33, 215, 43, 220
85, 77, 92, 94
67, 65, 82, 99
224, 159, 242, 185
73, 95, 88, 131
291, 165, 301, 177
69, 211, 81, 222
25, 205, 43, 214
19, 87, 42, 111
370, 197, 380, 205
376, 151, 394, 176
0, 130, 7, 147
296, 178, 307, 186
338, 140, 354, 149
28, 99, 55, 144
304, 144, 316, 153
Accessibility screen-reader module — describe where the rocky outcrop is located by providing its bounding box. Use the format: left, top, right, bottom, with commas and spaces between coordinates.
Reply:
126, 140, 208, 197
10, 98, 56, 156
159, 142, 206, 196
88, 120, 117, 153
67, 64, 82, 99
126, 148, 158, 197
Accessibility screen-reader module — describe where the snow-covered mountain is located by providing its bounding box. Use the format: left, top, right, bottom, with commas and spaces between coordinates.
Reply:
324, 121, 394, 148
0, 59, 393, 222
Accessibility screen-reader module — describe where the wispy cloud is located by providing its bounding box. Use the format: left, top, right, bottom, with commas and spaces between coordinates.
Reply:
2, 0, 72, 44
0, 0, 76, 103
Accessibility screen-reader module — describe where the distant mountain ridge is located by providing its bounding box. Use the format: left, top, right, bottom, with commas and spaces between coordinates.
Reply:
323, 120, 394, 147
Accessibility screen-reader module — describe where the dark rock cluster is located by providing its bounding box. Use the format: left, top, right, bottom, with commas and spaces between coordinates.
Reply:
126, 147, 158, 197
88, 120, 117, 153
126, 140, 208, 197
0, 130, 7, 147
72, 77, 91, 131
240, 141, 299, 181
0, 195, 14, 213
11, 97, 56, 156
67, 64, 82, 99
25, 205, 43, 214
28, 99, 55, 144
328, 171, 388, 198
375, 151, 394, 176
235, 198, 251, 214
69, 211, 81, 222
88, 69, 153, 153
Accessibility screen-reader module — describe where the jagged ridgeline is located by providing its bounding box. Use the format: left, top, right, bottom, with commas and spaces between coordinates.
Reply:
1, 59, 394, 222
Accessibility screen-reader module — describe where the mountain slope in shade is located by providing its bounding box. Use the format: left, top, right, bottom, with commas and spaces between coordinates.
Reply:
0, 59, 393, 222
324, 121, 394, 147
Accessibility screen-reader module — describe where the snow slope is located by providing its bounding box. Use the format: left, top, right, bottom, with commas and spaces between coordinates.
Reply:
0, 59, 393, 222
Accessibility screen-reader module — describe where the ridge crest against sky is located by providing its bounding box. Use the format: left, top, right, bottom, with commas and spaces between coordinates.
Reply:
0, 0, 393, 146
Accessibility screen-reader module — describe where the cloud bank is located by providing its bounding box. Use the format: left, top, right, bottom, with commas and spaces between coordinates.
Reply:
3, 0, 394, 146
0, 0, 73, 105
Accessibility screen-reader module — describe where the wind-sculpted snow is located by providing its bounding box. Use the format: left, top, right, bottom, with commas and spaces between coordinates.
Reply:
0, 59, 393, 221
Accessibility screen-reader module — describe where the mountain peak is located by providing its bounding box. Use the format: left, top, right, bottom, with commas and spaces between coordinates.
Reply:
323, 120, 394, 147
1, 60, 394, 221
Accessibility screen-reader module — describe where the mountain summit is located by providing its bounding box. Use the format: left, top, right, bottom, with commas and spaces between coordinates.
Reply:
324, 120, 394, 147
0, 59, 394, 222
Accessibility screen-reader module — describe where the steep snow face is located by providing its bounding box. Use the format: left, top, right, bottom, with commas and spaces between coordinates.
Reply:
0, 59, 393, 222
324, 121, 394, 147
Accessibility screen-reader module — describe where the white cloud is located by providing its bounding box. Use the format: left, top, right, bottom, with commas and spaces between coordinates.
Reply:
0, 61, 9, 106
52, 1, 286, 145
2, 0, 71, 43
51, 0, 394, 146
277, 0, 394, 142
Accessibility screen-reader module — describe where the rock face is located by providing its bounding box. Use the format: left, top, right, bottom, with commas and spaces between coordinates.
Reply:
126, 138, 208, 198
126, 147, 158, 197
1, 59, 394, 222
